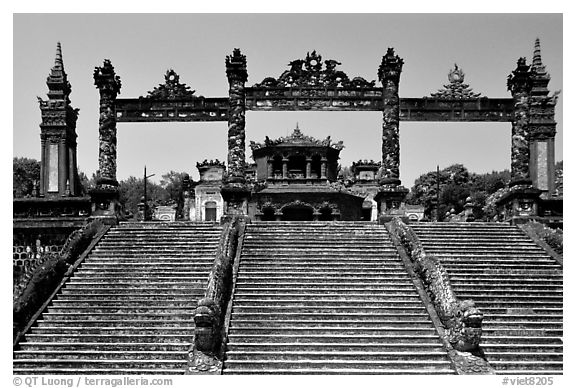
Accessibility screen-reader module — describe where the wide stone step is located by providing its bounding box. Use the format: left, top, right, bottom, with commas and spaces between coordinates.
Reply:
13, 359, 187, 370
225, 350, 450, 361
228, 333, 443, 344
481, 336, 563, 345
228, 327, 438, 336
222, 359, 453, 370
24, 333, 193, 343
226, 342, 445, 352
50, 300, 198, 307
41, 312, 195, 320
30, 327, 194, 335
36, 319, 194, 328
481, 344, 563, 353
232, 298, 424, 306
230, 312, 430, 321
17, 341, 189, 352
230, 319, 436, 328
14, 350, 187, 361
487, 360, 563, 371
235, 276, 411, 283
222, 367, 455, 375
233, 286, 417, 294
232, 306, 428, 314
233, 293, 425, 300
44, 307, 199, 314
13, 367, 184, 375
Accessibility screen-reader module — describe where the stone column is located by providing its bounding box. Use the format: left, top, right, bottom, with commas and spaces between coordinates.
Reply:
266, 159, 273, 179
507, 57, 532, 186
58, 135, 68, 195
39, 134, 47, 196
282, 158, 288, 179
221, 49, 251, 216
225, 48, 248, 184
377, 48, 404, 186
91, 59, 122, 224
94, 59, 121, 188
320, 158, 327, 179
374, 48, 408, 222
305, 158, 312, 179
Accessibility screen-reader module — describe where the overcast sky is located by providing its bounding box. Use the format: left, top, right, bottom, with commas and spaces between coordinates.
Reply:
13, 13, 563, 187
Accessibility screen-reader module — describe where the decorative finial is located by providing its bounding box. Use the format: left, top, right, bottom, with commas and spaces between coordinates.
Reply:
55, 42, 63, 69
532, 38, 542, 67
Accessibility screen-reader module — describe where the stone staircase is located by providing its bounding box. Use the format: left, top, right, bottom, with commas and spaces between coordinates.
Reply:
13, 222, 222, 375
410, 223, 563, 374
223, 221, 455, 374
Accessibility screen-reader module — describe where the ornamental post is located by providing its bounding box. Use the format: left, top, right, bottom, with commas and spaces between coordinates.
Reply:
374, 48, 409, 222
507, 57, 532, 187
378, 47, 403, 185
221, 48, 251, 217
90, 59, 123, 224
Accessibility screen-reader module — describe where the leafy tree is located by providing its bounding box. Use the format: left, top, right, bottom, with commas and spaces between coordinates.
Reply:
407, 164, 511, 221
160, 171, 188, 218
13, 157, 40, 198
118, 176, 168, 218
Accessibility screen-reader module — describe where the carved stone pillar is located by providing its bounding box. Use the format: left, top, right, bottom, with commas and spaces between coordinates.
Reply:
320, 158, 327, 179
221, 49, 251, 216
58, 135, 68, 195
266, 159, 273, 179
39, 134, 47, 196
507, 57, 532, 187
282, 158, 288, 179
377, 48, 404, 186
305, 158, 312, 179
91, 59, 122, 224
225, 48, 248, 184
94, 59, 121, 188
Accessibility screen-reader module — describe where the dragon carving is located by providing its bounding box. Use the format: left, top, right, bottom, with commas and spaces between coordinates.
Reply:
389, 218, 483, 351
253, 50, 375, 88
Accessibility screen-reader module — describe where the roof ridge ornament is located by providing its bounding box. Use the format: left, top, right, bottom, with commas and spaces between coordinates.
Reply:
253, 50, 375, 88
429, 63, 483, 99
145, 69, 198, 100
250, 126, 344, 151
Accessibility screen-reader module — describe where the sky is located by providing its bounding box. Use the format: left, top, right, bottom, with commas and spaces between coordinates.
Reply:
12, 13, 563, 188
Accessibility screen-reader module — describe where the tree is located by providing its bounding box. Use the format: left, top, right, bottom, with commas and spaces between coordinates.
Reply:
160, 171, 187, 218
118, 176, 168, 218
407, 164, 511, 221
13, 157, 40, 198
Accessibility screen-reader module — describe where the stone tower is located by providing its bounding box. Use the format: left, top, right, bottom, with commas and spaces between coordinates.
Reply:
528, 38, 558, 197
38, 42, 80, 197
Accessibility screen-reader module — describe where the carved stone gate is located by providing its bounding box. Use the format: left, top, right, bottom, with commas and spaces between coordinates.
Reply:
90, 40, 557, 222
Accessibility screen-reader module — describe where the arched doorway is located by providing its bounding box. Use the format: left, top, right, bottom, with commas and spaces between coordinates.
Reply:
204, 201, 217, 221
319, 207, 333, 221
282, 205, 314, 221
261, 207, 276, 221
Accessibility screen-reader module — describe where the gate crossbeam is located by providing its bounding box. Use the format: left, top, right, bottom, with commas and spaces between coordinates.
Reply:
114, 94, 514, 123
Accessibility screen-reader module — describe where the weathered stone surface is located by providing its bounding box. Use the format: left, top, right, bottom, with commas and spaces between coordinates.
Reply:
378, 48, 403, 181
225, 49, 248, 184
507, 57, 532, 184
93, 59, 121, 187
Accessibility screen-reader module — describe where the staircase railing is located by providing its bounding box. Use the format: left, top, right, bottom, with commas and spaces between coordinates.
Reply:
189, 215, 247, 374
13, 219, 110, 348
386, 217, 495, 374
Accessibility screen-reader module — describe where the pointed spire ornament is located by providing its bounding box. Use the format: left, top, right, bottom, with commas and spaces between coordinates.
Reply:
55, 41, 63, 69
532, 38, 542, 67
